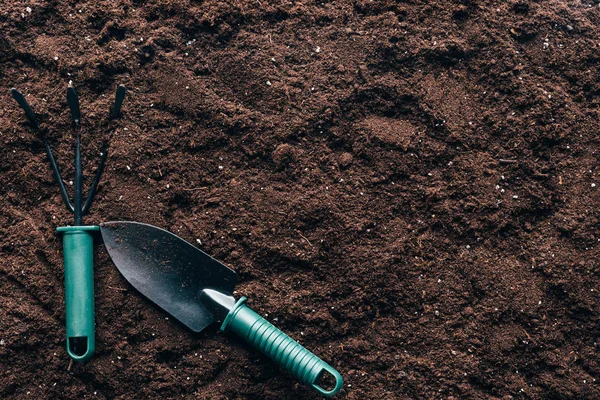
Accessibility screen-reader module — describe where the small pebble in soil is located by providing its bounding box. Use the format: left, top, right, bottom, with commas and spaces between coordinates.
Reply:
592, 183, 596, 187
338, 152, 353, 168
272, 144, 297, 168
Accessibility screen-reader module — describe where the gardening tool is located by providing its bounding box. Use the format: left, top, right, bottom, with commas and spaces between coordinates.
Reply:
11, 84, 126, 362
99, 221, 343, 397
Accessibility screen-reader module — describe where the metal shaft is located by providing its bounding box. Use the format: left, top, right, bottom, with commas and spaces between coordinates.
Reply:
74, 133, 83, 225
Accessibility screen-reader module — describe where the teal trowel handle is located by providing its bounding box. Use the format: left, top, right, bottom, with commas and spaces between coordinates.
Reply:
221, 298, 343, 397
57, 226, 99, 362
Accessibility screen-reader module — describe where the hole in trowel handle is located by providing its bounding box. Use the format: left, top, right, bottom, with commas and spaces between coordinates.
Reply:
312, 366, 343, 396
68, 337, 89, 357
315, 370, 337, 391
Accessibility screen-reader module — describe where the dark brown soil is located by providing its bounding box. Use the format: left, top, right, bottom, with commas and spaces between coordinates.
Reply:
1, 1, 600, 399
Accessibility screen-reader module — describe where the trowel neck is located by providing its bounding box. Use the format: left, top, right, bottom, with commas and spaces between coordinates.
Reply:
199, 289, 236, 322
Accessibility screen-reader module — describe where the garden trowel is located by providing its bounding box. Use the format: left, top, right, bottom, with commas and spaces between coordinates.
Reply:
100, 221, 343, 397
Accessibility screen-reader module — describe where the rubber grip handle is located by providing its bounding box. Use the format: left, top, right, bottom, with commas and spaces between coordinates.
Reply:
221, 298, 343, 397
57, 226, 98, 362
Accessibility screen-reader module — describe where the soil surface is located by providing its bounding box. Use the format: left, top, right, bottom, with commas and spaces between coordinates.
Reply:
1, 1, 600, 399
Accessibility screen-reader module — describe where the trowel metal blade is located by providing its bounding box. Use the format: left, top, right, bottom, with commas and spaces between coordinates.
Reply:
100, 221, 237, 332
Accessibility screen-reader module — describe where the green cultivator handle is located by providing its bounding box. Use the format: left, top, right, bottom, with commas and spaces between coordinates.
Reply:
57, 226, 99, 362
221, 298, 343, 397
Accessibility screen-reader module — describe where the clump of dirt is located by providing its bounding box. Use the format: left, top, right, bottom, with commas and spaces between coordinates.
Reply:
1, 1, 599, 399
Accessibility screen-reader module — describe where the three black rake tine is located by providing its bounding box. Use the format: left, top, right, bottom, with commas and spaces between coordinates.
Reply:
11, 84, 126, 225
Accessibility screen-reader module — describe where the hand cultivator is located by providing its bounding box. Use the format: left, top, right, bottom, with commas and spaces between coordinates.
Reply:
11, 84, 126, 362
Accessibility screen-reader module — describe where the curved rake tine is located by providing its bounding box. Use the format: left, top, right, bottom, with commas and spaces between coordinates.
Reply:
11, 88, 74, 213
43, 136, 75, 213
111, 85, 126, 119
83, 84, 126, 214
11, 88, 41, 130
82, 141, 109, 215
67, 86, 81, 127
